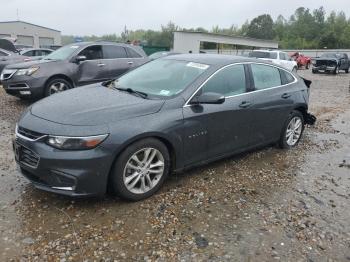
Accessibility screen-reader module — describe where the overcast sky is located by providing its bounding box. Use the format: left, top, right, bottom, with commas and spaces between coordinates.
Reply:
1, 0, 349, 35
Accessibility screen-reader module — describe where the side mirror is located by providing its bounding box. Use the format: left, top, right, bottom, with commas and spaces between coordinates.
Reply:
191, 92, 225, 105
74, 55, 87, 63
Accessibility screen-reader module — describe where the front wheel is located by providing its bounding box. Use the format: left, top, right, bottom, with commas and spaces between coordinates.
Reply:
44, 78, 72, 97
279, 111, 304, 149
111, 138, 170, 201
333, 66, 339, 75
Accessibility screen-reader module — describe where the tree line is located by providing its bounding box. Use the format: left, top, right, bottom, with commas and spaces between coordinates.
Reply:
62, 6, 350, 49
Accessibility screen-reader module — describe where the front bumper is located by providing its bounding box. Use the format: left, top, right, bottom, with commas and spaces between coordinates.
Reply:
14, 135, 115, 197
312, 65, 336, 72
1, 74, 48, 99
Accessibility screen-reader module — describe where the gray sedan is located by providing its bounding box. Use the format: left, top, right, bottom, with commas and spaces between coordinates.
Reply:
14, 54, 315, 201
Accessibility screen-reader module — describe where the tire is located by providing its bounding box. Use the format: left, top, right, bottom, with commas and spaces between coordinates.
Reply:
44, 78, 73, 97
306, 63, 310, 69
346, 68, 349, 73
279, 110, 305, 149
110, 138, 170, 201
333, 66, 339, 75
312, 69, 317, 74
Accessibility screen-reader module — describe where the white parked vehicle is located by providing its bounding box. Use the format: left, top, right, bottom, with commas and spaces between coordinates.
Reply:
248, 50, 298, 72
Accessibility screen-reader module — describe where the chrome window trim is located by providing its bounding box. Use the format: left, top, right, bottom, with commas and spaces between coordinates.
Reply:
183, 62, 297, 108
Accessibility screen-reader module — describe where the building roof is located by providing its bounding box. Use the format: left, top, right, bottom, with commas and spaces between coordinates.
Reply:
174, 31, 277, 45
0, 20, 60, 32
165, 53, 262, 66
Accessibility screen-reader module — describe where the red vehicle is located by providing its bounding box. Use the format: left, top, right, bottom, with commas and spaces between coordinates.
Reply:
290, 52, 312, 69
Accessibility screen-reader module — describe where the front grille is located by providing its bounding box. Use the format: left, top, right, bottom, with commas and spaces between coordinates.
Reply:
20, 146, 40, 168
0, 69, 17, 80
316, 60, 337, 67
18, 126, 45, 140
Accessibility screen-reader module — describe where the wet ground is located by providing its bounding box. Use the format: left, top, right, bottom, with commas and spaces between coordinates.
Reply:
0, 70, 349, 261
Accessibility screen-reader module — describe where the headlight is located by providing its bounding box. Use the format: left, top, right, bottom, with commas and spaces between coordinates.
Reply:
46, 134, 108, 150
16, 67, 39, 76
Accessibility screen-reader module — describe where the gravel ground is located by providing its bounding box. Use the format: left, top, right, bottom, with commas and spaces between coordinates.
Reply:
0, 70, 349, 261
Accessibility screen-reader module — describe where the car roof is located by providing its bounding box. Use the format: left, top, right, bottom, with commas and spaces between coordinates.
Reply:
164, 54, 269, 66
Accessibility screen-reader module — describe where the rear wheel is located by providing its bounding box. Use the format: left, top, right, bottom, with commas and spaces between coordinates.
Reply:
279, 110, 304, 149
110, 138, 170, 201
346, 68, 349, 73
44, 78, 72, 97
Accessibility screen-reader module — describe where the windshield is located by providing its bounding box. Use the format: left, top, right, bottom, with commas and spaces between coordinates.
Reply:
249, 51, 277, 59
114, 59, 209, 97
44, 44, 80, 60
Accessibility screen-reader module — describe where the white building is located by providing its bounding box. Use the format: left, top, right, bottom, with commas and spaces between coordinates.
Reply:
173, 31, 279, 54
0, 20, 61, 48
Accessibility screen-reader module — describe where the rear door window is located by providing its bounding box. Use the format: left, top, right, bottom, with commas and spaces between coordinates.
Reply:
103, 45, 128, 59
126, 47, 142, 58
280, 69, 295, 85
251, 64, 281, 90
201, 64, 246, 97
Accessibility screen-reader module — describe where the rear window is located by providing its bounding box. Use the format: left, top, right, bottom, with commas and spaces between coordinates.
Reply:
251, 64, 281, 90
249, 51, 277, 59
280, 69, 295, 85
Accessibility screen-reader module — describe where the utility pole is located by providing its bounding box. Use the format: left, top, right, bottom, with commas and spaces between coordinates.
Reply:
16, 8, 19, 20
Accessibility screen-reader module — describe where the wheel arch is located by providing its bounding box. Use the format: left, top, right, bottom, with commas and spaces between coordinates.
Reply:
44, 74, 75, 89
293, 105, 308, 122
106, 133, 180, 193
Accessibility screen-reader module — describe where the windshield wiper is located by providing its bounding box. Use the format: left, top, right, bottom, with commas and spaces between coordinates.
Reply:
115, 87, 148, 99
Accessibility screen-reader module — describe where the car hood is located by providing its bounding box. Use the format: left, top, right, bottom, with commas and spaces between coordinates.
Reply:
315, 57, 338, 62
30, 84, 165, 126
5, 59, 58, 69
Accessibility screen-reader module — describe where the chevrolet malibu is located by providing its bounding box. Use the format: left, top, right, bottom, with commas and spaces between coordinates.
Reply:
14, 54, 315, 201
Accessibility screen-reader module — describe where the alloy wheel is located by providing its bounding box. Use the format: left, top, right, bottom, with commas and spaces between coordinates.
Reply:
286, 116, 303, 146
49, 82, 69, 95
123, 148, 165, 194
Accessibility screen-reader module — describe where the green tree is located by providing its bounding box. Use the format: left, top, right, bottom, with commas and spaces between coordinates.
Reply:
246, 14, 275, 39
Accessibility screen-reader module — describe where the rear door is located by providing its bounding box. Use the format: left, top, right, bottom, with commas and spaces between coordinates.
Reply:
125, 46, 147, 68
76, 45, 106, 85
102, 45, 132, 78
247, 63, 296, 144
182, 64, 255, 165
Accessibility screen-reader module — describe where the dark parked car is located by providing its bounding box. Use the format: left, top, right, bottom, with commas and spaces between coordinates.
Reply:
14, 55, 315, 201
312, 53, 350, 74
20, 48, 53, 59
1, 42, 149, 99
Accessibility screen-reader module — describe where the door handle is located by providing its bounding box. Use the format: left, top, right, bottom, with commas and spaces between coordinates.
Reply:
281, 93, 291, 99
128, 61, 134, 65
239, 101, 252, 108
97, 63, 105, 67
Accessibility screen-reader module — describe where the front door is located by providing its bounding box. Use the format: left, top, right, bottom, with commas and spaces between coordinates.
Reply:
182, 64, 255, 166
76, 45, 106, 85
